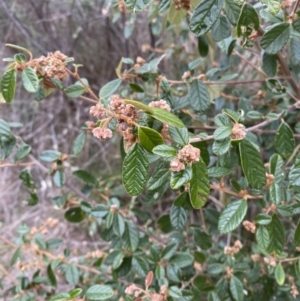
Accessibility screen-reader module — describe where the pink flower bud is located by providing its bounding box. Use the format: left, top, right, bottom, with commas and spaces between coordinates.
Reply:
170, 158, 185, 172
92, 127, 113, 140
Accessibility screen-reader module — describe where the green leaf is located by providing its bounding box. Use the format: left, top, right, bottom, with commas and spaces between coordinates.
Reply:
256, 225, 270, 249
267, 214, 285, 255
152, 144, 177, 160
270, 154, 284, 183
113, 214, 125, 237
47, 264, 57, 287
65, 265, 79, 285
49, 293, 70, 301
275, 122, 295, 159
213, 126, 232, 140
10, 247, 21, 266
247, 111, 263, 119
260, 22, 290, 54
1, 69, 16, 103
72, 132, 86, 156
254, 214, 272, 225
85, 284, 114, 301
170, 165, 192, 190
222, 108, 241, 123
53, 170, 65, 188
218, 199, 248, 233
34, 85, 45, 101
275, 263, 285, 285
122, 143, 149, 196
170, 252, 193, 268
138, 126, 164, 152
112, 251, 125, 270
208, 292, 221, 301
212, 137, 231, 156
269, 183, 281, 204
99, 78, 122, 99
147, 164, 170, 190
65, 84, 85, 98
73, 170, 97, 186
211, 15, 231, 42
39, 150, 61, 162
64, 207, 86, 223
261, 0, 280, 15
14, 144, 31, 162
189, 159, 210, 209
22, 67, 39, 93
239, 139, 266, 189
290, 38, 300, 65
0, 118, 12, 136
294, 219, 300, 246
129, 83, 144, 92
91, 204, 109, 218
162, 242, 178, 260
149, 107, 184, 128
237, 3, 259, 37
167, 2, 187, 25
262, 53, 277, 77
69, 288, 83, 299
124, 99, 153, 113
123, 222, 139, 252
208, 167, 231, 178
224, 0, 241, 25
189, 80, 210, 112
189, 0, 223, 37
208, 263, 224, 275
168, 126, 189, 145
169, 286, 182, 298
170, 204, 187, 230
157, 214, 173, 233
132, 256, 149, 277
289, 166, 300, 186
230, 276, 244, 301
124, 0, 151, 12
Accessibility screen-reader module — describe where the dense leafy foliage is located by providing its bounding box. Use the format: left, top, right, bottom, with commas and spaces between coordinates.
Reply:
1, 0, 300, 300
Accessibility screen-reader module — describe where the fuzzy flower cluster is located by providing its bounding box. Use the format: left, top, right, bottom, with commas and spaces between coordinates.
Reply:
173, 0, 191, 10
170, 144, 200, 172
243, 220, 256, 233
231, 123, 246, 140
263, 256, 276, 267
90, 103, 107, 119
32, 51, 68, 86
149, 99, 171, 112
110, 95, 138, 121
89, 95, 139, 146
125, 284, 168, 301
92, 127, 113, 141
224, 240, 243, 255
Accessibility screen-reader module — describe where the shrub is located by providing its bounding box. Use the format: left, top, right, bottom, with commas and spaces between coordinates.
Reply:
1, 0, 300, 300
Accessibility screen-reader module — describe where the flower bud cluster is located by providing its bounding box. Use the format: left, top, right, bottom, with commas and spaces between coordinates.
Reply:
134, 56, 146, 71
243, 220, 256, 233
263, 256, 276, 267
170, 145, 200, 172
224, 240, 243, 255
85, 250, 104, 259
149, 99, 171, 112
231, 123, 246, 140
33, 51, 69, 86
173, 0, 191, 10
89, 95, 139, 146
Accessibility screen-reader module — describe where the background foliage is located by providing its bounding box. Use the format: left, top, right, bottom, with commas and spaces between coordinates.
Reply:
1, 0, 300, 300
